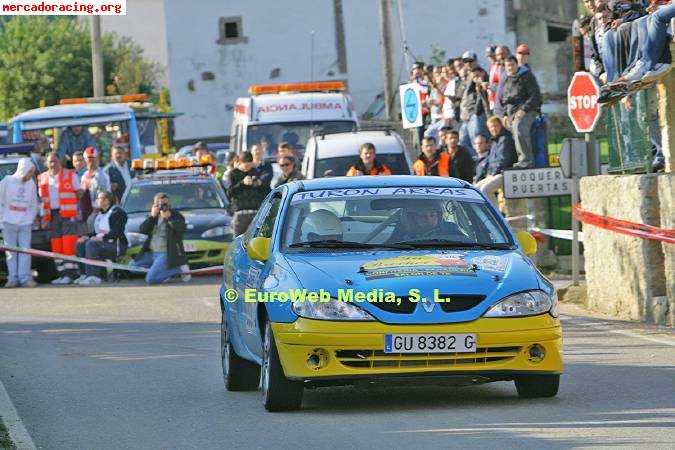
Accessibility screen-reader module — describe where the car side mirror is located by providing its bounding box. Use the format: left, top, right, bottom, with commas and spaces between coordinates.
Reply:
247, 236, 271, 262
516, 231, 537, 256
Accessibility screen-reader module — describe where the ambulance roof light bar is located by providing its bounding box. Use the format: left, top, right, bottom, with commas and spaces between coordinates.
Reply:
248, 81, 346, 95
59, 94, 149, 105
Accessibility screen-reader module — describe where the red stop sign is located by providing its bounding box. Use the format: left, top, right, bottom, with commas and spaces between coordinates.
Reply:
567, 72, 601, 133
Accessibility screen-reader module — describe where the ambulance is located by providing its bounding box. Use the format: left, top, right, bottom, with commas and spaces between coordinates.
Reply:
230, 81, 358, 159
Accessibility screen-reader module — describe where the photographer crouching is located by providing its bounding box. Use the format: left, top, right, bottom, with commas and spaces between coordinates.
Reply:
130, 192, 190, 285
227, 151, 270, 235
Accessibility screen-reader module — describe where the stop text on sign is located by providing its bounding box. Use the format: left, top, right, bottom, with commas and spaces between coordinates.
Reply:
569, 95, 598, 110
567, 72, 601, 133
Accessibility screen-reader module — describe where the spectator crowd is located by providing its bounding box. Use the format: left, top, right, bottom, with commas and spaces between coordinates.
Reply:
576, 0, 673, 171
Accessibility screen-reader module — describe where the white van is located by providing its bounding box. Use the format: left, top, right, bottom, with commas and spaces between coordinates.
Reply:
302, 130, 414, 179
230, 81, 358, 159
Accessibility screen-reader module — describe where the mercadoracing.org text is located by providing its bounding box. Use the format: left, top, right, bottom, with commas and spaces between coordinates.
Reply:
1, 0, 126, 15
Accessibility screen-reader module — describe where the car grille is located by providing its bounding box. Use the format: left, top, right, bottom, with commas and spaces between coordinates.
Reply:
370, 295, 486, 314
335, 346, 520, 369
439, 295, 486, 312
372, 296, 417, 314
186, 250, 222, 261
187, 251, 206, 260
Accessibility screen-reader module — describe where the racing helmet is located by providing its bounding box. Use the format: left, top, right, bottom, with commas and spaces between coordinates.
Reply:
300, 209, 343, 242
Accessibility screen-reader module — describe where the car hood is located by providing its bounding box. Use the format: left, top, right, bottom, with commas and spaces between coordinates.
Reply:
282, 249, 540, 324
125, 209, 232, 239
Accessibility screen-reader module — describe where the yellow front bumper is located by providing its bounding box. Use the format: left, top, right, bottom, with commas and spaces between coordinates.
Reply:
123, 240, 229, 267
272, 315, 563, 380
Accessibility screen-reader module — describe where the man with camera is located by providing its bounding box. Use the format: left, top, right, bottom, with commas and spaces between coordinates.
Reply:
130, 192, 190, 285
227, 151, 271, 236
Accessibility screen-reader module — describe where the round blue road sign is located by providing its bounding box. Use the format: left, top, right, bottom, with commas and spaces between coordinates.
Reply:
403, 88, 419, 123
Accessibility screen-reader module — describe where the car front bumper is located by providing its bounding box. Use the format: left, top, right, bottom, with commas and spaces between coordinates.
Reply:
123, 240, 229, 267
272, 315, 563, 381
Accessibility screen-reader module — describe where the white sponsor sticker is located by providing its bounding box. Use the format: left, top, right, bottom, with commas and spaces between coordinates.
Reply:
291, 187, 484, 204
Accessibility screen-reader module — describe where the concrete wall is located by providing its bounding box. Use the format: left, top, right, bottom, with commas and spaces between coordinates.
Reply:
101, 0, 513, 141
100, 0, 169, 85
658, 176, 675, 326
511, 0, 577, 115
580, 174, 670, 325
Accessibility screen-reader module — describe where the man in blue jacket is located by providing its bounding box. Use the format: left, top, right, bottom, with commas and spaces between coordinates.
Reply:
474, 116, 517, 207
105, 145, 133, 203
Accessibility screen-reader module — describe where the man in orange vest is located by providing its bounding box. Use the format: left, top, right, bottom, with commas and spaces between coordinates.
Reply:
413, 137, 450, 177
346, 143, 392, 176
39, 152, 83, 284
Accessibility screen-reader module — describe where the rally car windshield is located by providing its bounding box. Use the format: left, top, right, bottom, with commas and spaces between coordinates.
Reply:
281, 187, 513, 250
122, 180, 226, 213
246, 121, 356, 157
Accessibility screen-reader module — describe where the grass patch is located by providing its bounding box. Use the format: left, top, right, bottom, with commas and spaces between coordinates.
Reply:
0, 419, 15, 450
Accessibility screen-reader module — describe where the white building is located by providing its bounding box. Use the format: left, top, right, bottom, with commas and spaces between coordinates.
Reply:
101, 0, 514, 142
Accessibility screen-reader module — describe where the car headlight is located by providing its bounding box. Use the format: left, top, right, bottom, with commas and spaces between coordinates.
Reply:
201, 225, 232, 238
125, 232, 147, 246
484, 290, 557, 318
292, 298, 376, 321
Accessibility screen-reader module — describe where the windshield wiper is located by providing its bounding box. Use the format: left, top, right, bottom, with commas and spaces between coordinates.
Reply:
288, 240, 414, 250
391, 239, 514, 250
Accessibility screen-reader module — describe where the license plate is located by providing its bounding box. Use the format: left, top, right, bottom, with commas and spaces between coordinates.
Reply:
184, 243, 197, 252
384, 334, 477, 354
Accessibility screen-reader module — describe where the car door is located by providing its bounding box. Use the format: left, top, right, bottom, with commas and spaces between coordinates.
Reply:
238, 193, 283, 355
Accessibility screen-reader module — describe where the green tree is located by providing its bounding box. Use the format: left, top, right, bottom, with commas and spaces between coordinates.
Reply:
103, 34, 160, 97
428, 43, 447, 67
0, 17, 160, 121
0, 17, 92, 120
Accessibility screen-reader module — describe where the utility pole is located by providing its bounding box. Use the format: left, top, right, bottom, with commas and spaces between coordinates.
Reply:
90, 16, 105, 97
379, 0, 396, 121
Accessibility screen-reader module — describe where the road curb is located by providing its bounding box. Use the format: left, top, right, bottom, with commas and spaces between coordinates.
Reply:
0, 379, 36, 450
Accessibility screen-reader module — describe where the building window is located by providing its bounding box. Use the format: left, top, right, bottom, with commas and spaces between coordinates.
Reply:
547, 24, 570, 43
218, 17, 248, 45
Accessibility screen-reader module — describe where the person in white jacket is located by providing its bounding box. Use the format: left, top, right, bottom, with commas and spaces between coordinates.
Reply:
0, 158, 38, 287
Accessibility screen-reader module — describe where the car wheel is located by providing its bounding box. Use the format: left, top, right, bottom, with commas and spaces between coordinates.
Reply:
514, 374, 560, 398
260, 320, 303, 412
221, 312, 259, 391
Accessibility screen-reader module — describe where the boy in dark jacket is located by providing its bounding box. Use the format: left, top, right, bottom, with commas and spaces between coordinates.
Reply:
130, 192, 189, 285
445, 131, 475, 183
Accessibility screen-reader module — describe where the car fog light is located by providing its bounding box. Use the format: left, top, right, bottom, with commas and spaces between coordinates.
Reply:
306, 348, 329, 370
526, 344, 545, 363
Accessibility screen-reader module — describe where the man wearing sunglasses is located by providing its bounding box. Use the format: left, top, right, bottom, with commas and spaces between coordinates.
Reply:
273, 156, 304, 188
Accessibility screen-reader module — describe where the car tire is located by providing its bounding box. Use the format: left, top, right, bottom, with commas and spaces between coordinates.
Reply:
221, 312, 260, 391
260, 320, 303, 412
514, 374, 560, 398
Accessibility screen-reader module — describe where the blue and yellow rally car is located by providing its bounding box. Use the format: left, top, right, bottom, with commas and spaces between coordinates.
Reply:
220, 176, 562, 411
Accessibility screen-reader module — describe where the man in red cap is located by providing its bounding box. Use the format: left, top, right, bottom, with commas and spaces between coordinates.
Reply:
80, 146, 111, 222
516, 44, 531, 70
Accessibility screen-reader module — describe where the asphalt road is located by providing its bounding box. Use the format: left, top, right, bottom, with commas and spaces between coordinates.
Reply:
1, 279, 674, 450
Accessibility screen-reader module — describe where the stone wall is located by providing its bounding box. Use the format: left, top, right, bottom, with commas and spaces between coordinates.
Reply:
658, 176, 675, 326
580, 174, 669, 324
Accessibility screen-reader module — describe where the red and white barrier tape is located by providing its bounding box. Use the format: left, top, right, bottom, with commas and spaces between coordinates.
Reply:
572, 204, 675, 244
0, 243, 223, 275
530, 227, 584, 242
